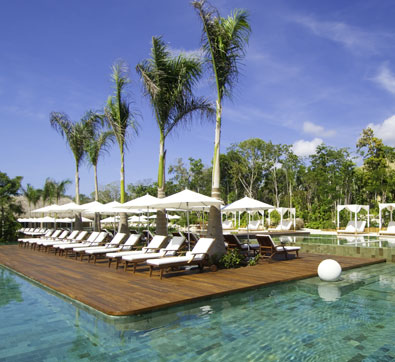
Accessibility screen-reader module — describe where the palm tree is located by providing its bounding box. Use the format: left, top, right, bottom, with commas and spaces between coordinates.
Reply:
42, 178, 56, 206
50, 113, 89, 230
192, 0, 251, 254
52, 179, 72, 204
84, 111, 114, 231
23, 184, 42, 215
104, 61, 139, 234
136, 36, 214, 235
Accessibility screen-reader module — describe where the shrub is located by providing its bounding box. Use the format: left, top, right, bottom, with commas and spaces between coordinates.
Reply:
218, 249, 246, 269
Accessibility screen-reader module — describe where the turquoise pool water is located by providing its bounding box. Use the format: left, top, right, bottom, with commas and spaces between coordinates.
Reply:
1, 263, 394, 361
272, 234, 395, 248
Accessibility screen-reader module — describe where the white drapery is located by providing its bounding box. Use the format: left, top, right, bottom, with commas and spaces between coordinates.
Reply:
268, 207, 296, 229
336, 204, 369, 229
378, 203, 395, 229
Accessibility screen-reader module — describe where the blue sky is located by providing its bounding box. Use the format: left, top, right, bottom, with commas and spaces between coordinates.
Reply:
1, 0, 395, 197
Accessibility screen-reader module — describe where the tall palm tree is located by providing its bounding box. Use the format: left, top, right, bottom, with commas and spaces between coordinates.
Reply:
104, 61, 139, 234
84, 111, 114, 231
23, 184, 42, 215
50, 113, 89, 230
42, 178, 56, 206
137, 36, 214, 235
192, 0, 251, 254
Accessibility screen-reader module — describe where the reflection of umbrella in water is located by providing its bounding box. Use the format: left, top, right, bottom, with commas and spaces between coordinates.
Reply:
151, 189, 223, 250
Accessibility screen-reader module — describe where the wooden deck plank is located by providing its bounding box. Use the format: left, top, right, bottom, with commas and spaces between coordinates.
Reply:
0, 245, 386, 316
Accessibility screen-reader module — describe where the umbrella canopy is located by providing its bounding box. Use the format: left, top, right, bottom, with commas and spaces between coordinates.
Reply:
151, 189, 222, 209
31, 204, 60, 214
52, 202, 86, 213
223, 196, 274, 212
123, 194, 160, 209
101, 216, 120, 223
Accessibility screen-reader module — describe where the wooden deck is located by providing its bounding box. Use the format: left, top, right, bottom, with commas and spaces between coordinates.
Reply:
0, 245, 385, 316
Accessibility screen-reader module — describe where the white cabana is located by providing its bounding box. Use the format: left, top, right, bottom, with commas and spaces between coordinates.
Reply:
268, 207, 296, 230
378, 203, 395, 229
336, 204, 370, 229
223, 196, 274, 237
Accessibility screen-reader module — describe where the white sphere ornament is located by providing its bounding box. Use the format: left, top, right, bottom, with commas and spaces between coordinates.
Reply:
317, 259, 342, 282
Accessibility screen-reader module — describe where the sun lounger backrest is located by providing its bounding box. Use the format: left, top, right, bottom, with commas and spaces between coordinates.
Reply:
94, 232, 108, 243
57, 230, 70, 239
50, 230, 63, 239
67, 230, 80, 240
108, 233, 126, 246
249, 220, 261, 229
191, 238, 215, 260
223, 234, 243, 249
222, 220, 233, 229
165, 236, 186, 251
75, 230, 88, 241
356, 221, 366, 232
86, 231, 100, 242
146, 235, 168, 249
44, 230, 54, 237
256, 235, 276, 248
387, 221, 395, 232
123, 234, 141, 246
345, 221, 356, 232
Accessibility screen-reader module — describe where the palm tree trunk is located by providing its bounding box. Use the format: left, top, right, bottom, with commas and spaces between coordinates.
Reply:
207, 100, 225, 256
74, 164, 82, 230
93, 164, 101, 231
156, 133, 168, 236
118, 147, 129, 235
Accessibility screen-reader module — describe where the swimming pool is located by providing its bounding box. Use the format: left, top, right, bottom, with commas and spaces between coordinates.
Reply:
273, 234, 395, 248
1, 263, 394, 361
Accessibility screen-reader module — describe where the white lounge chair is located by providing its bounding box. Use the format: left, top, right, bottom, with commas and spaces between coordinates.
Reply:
269, 220, 293, 231
39, 230, 80, 251
105, 234, 143, 268
75, 232, 125, 262
84, 233, 130, 263
122, 236, 186, 273
53, 231, 88, 255
72, 232, 109, 260
26, 229, 62, 248
110, 235, 168, 270
19, 229, 54, 246
256, 234, 300, 259
379, 221, 395, 235
146, 238, 215, 279
57, 231, 101, 256
239, 220, 262, 232
36, 230, 70, 250
222, 220, 234, 230
337, 220, 366, 234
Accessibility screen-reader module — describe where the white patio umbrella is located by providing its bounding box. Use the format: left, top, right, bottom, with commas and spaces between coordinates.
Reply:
223, 196, 274, 242
122, 194, 161, 243
31, 204, 60, 214
151, 189, 223, 249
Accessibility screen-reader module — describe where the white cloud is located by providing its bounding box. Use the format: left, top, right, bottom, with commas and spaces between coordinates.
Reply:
291, 15, 380, 54
303, 121, 335, 137
168, 46, 203, 59
374, 64, 395, 95
368, 115, 395, 146
292, 138, 323, 157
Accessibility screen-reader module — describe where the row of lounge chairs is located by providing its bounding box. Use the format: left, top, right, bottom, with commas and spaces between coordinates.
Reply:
223, 233, 300, 260
18, 229, 217, 279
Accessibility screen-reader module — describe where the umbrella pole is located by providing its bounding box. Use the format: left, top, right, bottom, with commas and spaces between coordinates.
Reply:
186, 202, 191, 251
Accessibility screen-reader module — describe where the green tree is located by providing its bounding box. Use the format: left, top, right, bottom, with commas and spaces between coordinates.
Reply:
0, 172, 23, 242
50, 113, 90, 229
357, 127, 395, 203
136, 36, 213, 235
104, 60, 139, 234
23, 184, 42, 215
192, 0, 251, 254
